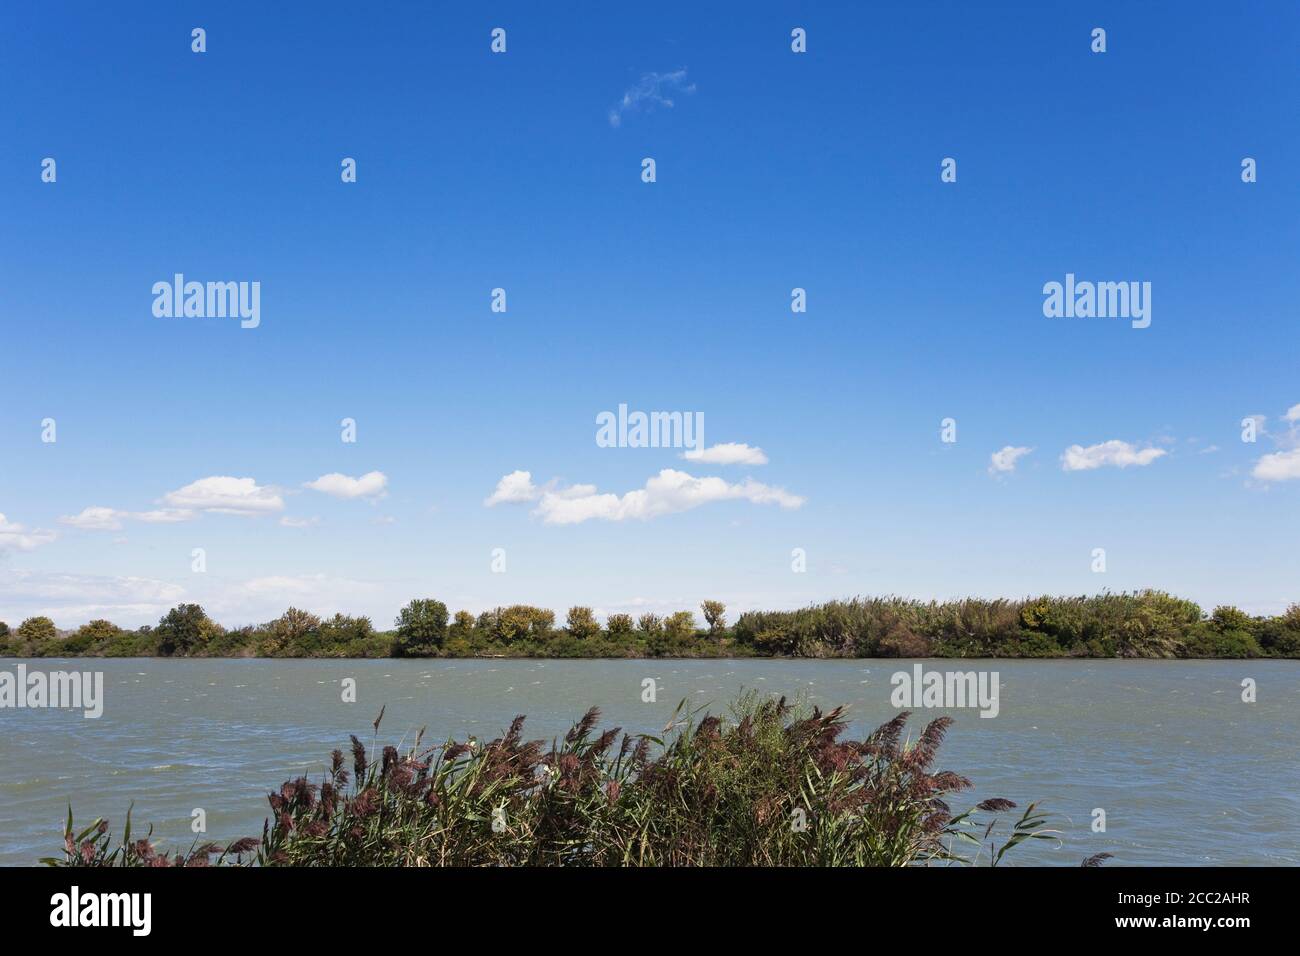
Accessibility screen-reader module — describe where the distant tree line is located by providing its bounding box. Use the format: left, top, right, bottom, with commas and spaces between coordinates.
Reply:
2, 590, 1298, 659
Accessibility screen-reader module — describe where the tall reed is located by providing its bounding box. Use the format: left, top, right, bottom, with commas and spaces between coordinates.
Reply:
48, 692, 1072, 867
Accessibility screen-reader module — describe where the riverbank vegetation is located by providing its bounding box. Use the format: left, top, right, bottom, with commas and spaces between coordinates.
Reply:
47, 695, 1067, 867
4, 590, 1298, 660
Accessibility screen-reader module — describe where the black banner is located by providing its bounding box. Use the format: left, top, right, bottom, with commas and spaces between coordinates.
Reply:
3, 865, 1274, 941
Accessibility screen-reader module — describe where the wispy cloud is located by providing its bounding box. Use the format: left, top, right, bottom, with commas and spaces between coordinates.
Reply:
279, 515, 321, 528
1061, 440, 1166, 472
609, 69, 695, 127
1247, 401, 1300, 481
0, 569, 184, 625
60, 506, 194, 530
484, 471, 600, 507
988, 445, 1033, 475
0, 514, 57, 551
59, 506, 129, 531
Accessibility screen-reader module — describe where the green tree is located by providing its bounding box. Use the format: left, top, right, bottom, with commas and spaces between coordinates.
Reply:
320, 613, 373, 641
1210, 605, 1253, 634
315, 614, 376, 655
664, 611, 697, 642
636, 613, 662, 636
65, 619, 124, 654
701, 601, 727, 636
393, 599, 449, 656
606, 613, 634, 637
263, 607, 322, 656
565, 606, 601, 640
17, 616, 58, 647
1260, 604, 1300, 656
449, 610, 477, 642
495, 605, 556, 643
155, 604, 222, 656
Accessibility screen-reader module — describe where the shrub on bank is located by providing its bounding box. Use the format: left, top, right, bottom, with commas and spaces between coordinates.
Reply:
6, 592, 1299, 659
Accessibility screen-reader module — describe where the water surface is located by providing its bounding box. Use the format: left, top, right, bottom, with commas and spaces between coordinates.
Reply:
2, 658, 1295, 866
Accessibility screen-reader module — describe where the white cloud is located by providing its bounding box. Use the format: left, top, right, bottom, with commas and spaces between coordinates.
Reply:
1270, 404, 1300, 450
1252, 447, 1300, 482
0, 568, 390, 630
59, 506, 195, 530
484, 470, 539, 506
609, 69, 695, 127
682, 442, 769, 466
59, 506, 127, 531
0, 514, 57, 551
528, 468, 805, 525
547, 482, 598, 499
988, 445, 1033, 475
235, 575, 334, 597
161, 476, 284, 515
0, 569, 184, 627
208, 574, 385, 623
1060, 440, 1167, 472
279, 515, 321, 528
304, 471, 388, 500
135, 509, 195, 523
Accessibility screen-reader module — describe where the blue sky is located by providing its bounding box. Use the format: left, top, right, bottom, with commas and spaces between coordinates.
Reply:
2, 1, 1297, 628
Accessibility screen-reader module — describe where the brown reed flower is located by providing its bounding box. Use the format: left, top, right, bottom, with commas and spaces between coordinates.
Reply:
592, 727, 621, 756
350, 735, 368, 778
865, 711, 910, 757
443, 742, 471, 762
352, 788, 379, 817
903, 716, 953, 771
566, 707, 600, 743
